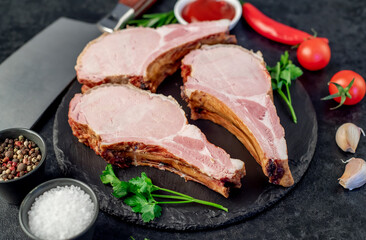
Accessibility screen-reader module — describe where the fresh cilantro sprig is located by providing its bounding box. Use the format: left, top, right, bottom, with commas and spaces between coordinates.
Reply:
266, 51, 303, 123
126, 11, 177, 28
100, 164, 228, 222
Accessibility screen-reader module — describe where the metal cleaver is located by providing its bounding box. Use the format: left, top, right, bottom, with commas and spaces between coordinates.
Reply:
0, 0, 156, 130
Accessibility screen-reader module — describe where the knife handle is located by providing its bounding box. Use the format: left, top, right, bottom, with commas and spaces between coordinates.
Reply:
119, 0, 157, 16
97, 0, 157, 33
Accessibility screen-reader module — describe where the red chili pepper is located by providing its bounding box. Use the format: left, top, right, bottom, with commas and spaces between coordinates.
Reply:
242, 3, 328, 45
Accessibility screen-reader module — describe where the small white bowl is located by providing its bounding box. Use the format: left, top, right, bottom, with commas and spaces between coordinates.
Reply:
174, 0, 242, 30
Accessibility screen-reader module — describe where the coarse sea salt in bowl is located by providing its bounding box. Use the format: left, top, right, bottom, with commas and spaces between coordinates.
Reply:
19, 178, 99, 240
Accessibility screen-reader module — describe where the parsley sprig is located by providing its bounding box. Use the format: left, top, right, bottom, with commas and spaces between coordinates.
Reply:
127, 11, 177, 28
266, 51, 303, 123
100, 164, 228, 222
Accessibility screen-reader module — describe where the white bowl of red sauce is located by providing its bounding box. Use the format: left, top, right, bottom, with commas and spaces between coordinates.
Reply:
174, 0, 242, 30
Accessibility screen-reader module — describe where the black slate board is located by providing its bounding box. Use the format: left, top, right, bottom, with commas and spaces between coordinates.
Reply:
53, 71, 317, 231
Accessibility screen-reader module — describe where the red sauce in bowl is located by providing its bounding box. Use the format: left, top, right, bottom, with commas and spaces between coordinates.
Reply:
181, 0, 236, 23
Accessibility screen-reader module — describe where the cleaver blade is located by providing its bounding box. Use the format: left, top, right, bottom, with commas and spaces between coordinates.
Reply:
0, 0, 156, 130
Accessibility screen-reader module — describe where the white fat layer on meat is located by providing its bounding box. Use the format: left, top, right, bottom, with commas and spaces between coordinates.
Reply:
185, 83, 286, 161
255, 95, 287, 160
184, 88, 194, 98
188, 88, 286, 160
141, 20, 231, 76
160, 125, 221, 177
230, 93, 287, 159
175, 124, 201, 139
175, 125, 216, 164
72, 84, 241, 180
158, 124, 238, 178
231, 158, 244, 171
183, 45, 288, 161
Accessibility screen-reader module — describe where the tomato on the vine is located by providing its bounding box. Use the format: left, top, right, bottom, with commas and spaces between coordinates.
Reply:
297, 38, 331, 71
322, 70, 366, 109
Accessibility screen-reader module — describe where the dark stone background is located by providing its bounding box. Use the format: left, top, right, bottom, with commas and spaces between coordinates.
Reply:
0, 0, 365, 239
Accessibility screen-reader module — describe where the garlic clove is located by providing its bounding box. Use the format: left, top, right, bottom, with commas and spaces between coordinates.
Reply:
338, 157, 366, 190
335, 123, 364, 153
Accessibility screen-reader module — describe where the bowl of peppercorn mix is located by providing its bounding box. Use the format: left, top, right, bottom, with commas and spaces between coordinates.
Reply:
0, 128, 46, 204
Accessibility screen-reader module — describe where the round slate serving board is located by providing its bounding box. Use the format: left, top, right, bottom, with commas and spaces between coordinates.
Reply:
53, 71, 317, 231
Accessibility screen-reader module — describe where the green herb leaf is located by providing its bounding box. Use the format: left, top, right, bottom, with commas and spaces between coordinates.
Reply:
280, 51, 289, 67
287, 64, 303, 80
280, 69, 291, 84
124, 193, 162, 222
271, 81, 278, 90
275, 62, 281, 81
141, 204, 162, 222
129, 172, 157, 195
277, 81, 283, 90
100, 164, 129, 198
100, 164, 228, 222
267, 51, 303, 123
112, 181, 129, 198
126, 11, 177, 28
124, 193, 149, 213
100, 164, 120, 186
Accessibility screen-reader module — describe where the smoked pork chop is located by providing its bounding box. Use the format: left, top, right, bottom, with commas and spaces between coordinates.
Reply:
181, 44, 294, 187
68, 84, 245, 197
76, 20, 236, 93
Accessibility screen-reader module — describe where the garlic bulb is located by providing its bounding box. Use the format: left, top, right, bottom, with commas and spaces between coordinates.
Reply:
339, 158, 366, 190
335, 123, 365, 153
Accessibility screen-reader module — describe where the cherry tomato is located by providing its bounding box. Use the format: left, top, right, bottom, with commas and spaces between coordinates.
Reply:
297, 38, 331, 71
328, 70, 366, 105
